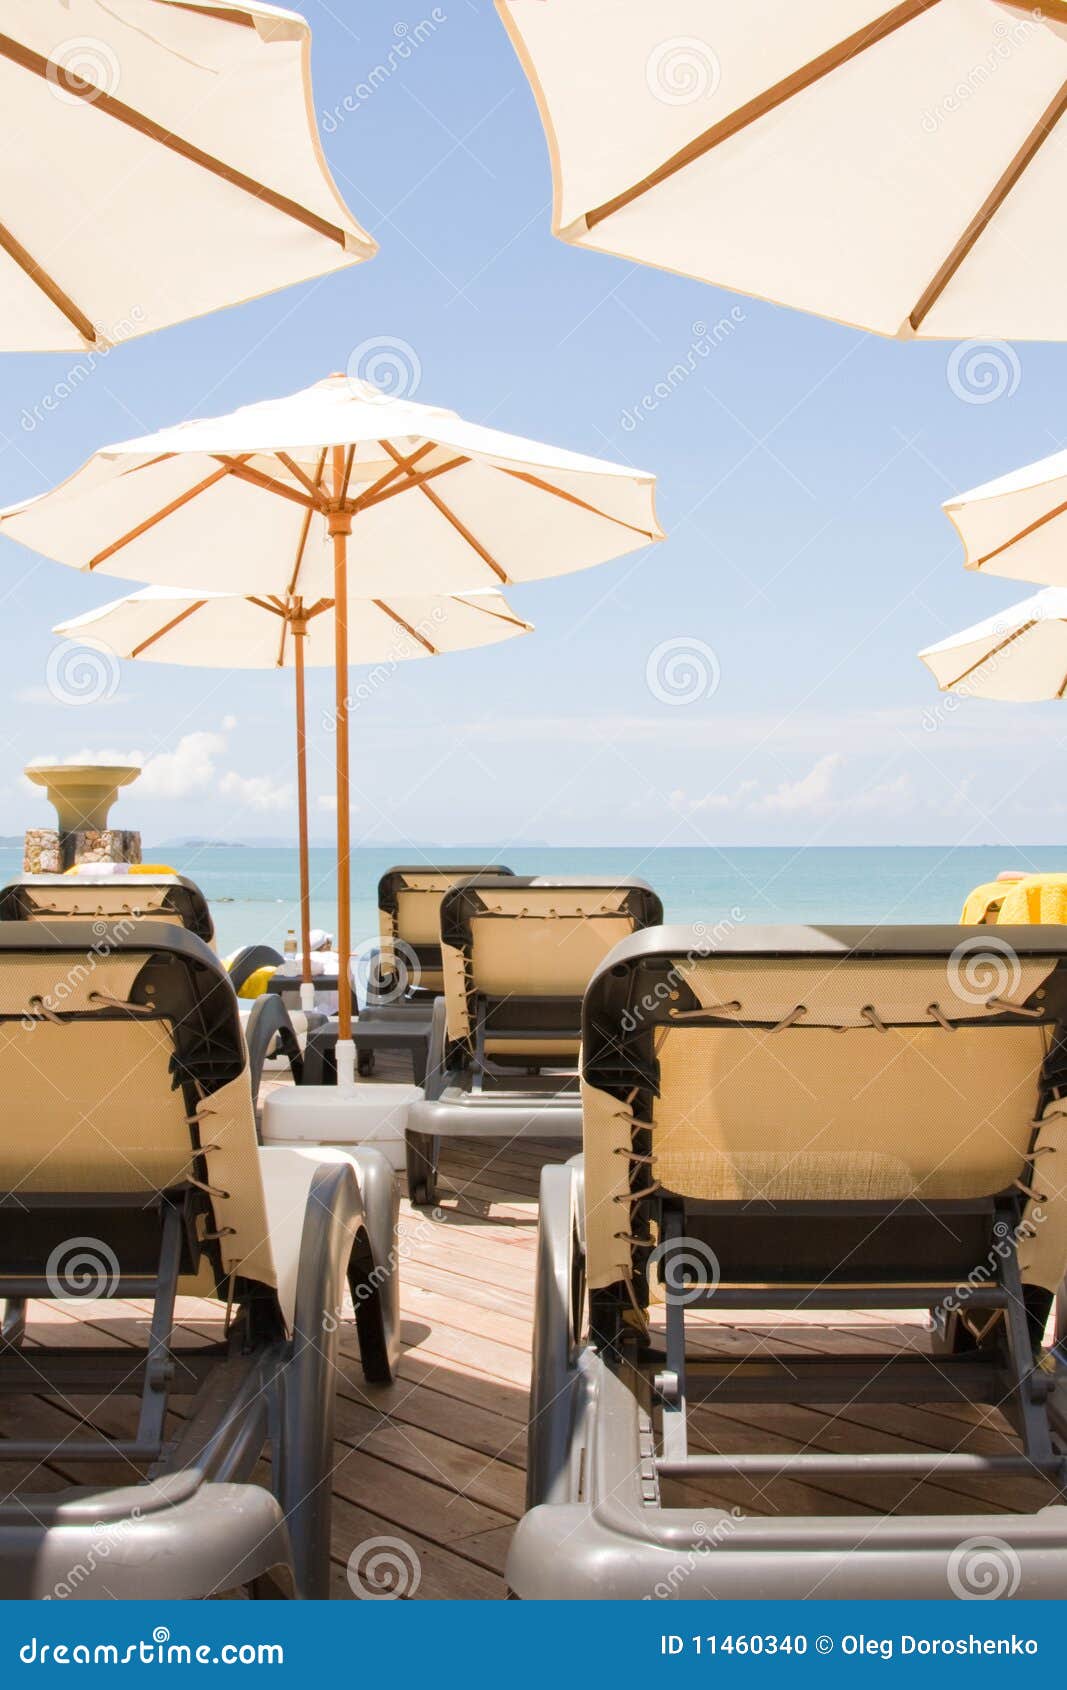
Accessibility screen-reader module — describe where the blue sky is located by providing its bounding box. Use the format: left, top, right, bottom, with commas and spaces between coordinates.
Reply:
3, 0, 1067, 852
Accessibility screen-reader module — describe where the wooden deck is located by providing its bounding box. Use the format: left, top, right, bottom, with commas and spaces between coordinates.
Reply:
1, 1059, 1057, 1599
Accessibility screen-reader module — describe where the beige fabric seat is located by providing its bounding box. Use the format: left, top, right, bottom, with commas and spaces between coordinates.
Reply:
371, 862, 514, 999
405, 874, 663, 1206
583, 939, 1067, 1300
0, 872, 215, 950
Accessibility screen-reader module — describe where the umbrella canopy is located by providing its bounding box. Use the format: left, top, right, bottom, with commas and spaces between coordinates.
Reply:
53, 585, 532, 1003
4, 371, 659, 1067
0, 374, 662, 592
0, 0, 375, 351
497, 0, 1067, 339
918, 586, 1067, 701
53, 583, 532, 667
944, 446, 1067, 588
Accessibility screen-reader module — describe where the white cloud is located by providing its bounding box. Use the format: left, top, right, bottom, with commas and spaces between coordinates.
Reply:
218, 770, 293, 812
756, 754, 842, 814
139, 731, 225, 799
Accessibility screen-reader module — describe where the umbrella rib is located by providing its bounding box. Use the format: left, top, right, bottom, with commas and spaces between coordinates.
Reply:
972, 495, 1067, 571
498, 465, 658, 540
0, 219, 97, 345
276, 453, 330, 506
286, 447, 329, 602
209, 456, 317, 511
355, 454, 470, 515
909, 78, 1067, 331
88, 456, 252, 568
378, 441, 509, 583
453, 594, 532, 631
0, 33, 351, 250
583, 0, 941, 231
349, 444, 437, 513
129, 598, 209, 657
373, 600, 439, 655
944, 619, 1037, 689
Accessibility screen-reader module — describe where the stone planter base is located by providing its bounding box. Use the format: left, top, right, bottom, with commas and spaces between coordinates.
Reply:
23, 828, 142, 875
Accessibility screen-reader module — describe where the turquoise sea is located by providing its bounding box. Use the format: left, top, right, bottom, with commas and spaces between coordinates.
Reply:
2, 844, 1064, 956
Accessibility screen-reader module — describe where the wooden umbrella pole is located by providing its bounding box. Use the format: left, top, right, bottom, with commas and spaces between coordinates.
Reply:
329, 447, 354, 1055
291, 606, 314, 1004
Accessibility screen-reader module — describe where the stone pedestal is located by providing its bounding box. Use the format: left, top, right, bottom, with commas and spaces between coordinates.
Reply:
22, 763, 143, 875
22, 828, 141, 874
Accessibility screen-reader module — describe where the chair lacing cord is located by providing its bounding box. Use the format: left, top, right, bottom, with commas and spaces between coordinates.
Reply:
27, 995, 62, 1024
1013, 1177, 1049, 1205
87, 991, 154, 1016
614, 1148, 654, 1165
615, 1183, 661, 1204
670, 1001, 741, 1019
927, 1002, 955, 1031
771, 1004, 806, 1033
186, 1175, 231, 1201
962, 1310, 1003, 1343
860, 1005, 887, 1033
201, 1227, 236, 1241
987, 995, 1044, 1019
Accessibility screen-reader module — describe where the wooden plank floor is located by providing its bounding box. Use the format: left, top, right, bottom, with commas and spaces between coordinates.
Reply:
0, 1053, 1058, 1599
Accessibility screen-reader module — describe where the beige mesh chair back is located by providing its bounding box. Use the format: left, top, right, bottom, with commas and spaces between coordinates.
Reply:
439, 874, 664, 1066
0, 872, 215, 947
374, 863, 514, 999
0, 921, 398, 1600
509, 924, 1067, 1601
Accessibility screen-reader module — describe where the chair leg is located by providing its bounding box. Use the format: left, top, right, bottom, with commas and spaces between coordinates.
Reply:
406, 1131, 439, 1207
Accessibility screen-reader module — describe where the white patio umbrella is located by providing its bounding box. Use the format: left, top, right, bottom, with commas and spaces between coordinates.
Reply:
497, 0, 1067, 339
53, 584, 532, 1010
918, 587, 1067, 700
1, 371, 662, 1077
944, 445, 1067, 589
0, 0, 375, 350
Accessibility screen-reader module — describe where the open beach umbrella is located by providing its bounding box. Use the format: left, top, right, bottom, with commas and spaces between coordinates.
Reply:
496, 0, 1067, 339
0, 372, 662, 1077
53, 584, 532, 1010
918, 586, 1067, 700
944, 445, 1067, 588
0, 0, 375, 350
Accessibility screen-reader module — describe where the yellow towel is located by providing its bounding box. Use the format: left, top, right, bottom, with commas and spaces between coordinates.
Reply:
996, 874, 1067, 926
960, 881, 1006, 924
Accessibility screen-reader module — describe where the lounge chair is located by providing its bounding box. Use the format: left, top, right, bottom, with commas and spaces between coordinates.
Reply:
509, 924, 1067, 1599
404, 875, 663, 1206
0, 871, 215, 946
0, 921, 399, 1600
1, 877, 310, 1095
352, 863, 515, 1080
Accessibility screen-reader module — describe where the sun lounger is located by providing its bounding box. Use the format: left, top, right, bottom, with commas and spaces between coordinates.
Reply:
0, 871, 215, 946
356, 864, 515, 1078
0, 921, 399, 1600
0, 878, 310, 1096
508, 924, 1067, 1599
404, 874, 663, 1205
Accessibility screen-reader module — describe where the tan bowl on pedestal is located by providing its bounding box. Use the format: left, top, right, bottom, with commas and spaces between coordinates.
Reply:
25, 764, 141, 833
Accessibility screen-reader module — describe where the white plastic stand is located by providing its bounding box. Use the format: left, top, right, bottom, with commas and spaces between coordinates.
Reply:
334, 1037, 357, 1089
261, 1080, 423, 1172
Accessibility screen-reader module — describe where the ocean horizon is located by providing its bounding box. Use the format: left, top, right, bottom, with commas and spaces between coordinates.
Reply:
4, 843, 1061, 958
